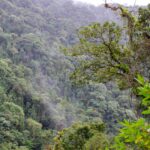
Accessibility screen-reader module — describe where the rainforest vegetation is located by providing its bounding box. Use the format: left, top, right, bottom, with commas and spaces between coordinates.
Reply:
0, 0, 149, 149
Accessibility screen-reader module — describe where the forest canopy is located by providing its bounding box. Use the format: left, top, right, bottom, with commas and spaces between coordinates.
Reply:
0, 0, 149, 149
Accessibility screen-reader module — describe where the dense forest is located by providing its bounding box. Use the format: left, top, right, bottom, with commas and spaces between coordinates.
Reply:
0, 0, 149, 149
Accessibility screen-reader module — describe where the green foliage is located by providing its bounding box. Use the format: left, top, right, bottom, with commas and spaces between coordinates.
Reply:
68, 22, 131, 85
66, 5, 150, 89
26, 118, 42, 137
54, 121, 108, 150
112, 118, 150, 150
26, 118, 53, 150
84, 133, 109, 150
0, 0, 150, 149
0, 0, 142, 139
0, 142, 29, 150
74, 82, 136, 133
138, 4, 150, 38
112, 77, 150, 150
0, 102, 30, 148
0, 102, 24, 130
136, 75, 150, 116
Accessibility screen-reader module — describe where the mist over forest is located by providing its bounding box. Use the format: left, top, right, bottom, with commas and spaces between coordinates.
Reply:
0, 0, 149, 149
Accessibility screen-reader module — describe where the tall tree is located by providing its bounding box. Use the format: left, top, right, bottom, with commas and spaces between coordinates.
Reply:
65, 4, 150, 89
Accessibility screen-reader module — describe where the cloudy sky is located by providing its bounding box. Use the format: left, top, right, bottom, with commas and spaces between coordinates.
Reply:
74, 0, 150, 6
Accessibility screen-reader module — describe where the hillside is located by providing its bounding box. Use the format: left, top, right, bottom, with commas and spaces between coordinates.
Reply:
0, 0, 149, 149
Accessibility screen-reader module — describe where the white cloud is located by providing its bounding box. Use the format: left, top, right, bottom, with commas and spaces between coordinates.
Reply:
73, 0, 150, 6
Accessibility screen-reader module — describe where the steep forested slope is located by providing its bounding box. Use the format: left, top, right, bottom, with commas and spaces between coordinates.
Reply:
0, 0, 140, 149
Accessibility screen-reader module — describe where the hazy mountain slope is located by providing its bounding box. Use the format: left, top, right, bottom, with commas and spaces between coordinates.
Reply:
0, 0, 136, 135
